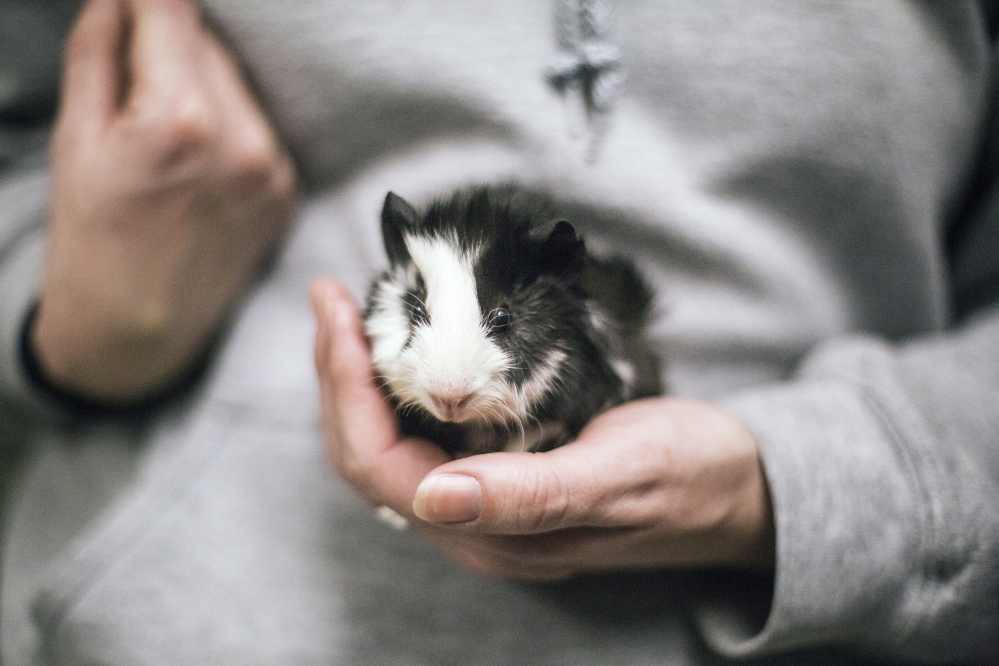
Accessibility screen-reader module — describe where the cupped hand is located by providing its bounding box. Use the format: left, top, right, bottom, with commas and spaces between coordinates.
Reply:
32, 0, 297, 404
312, 278, 775, 581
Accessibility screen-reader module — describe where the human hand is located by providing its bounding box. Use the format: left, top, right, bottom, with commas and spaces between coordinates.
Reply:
311, 278, 775, 581
31, 0, 296, 404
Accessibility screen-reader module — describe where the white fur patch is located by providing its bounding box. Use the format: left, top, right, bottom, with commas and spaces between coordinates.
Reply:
588, 303, 636, 396
612, 358, 636, 394
366, 235, 567, 431
366, 266, 416, 370
517, 349, 566, 411
375, 234, 511, 423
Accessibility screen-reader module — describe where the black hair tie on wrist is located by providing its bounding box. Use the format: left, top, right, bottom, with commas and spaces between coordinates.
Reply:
18, 300, 212, 418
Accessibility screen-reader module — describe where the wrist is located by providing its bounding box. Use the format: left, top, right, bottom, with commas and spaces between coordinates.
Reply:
27, 295, 214, 409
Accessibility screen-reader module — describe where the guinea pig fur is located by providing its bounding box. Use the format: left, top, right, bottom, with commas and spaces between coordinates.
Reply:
363, 185, 663, 456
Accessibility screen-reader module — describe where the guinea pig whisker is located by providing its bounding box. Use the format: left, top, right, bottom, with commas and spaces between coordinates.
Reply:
372, 373, 397, 393
495, 398, 534, 452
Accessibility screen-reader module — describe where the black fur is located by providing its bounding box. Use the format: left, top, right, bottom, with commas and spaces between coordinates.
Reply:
367, 185, 663, 455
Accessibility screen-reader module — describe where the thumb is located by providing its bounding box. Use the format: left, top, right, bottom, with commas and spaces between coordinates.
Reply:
310, 277, 451, 512
412, 448, 599, 533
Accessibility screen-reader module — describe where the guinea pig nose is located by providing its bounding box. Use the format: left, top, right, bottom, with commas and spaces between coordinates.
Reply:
430, 392, 474, 418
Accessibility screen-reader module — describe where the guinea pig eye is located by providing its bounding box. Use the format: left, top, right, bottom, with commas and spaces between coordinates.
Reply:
490, 307, 513, 335
405, 292, 429, 326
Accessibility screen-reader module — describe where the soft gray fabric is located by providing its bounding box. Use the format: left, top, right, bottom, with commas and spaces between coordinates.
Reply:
0, 0, 79, 171
1, 1, 997, 664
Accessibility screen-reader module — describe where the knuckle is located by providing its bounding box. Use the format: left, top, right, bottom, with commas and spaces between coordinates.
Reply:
337, 450, 375, 488
232, 139, 298, 205
161, 96, 215, 147
509, 461, 572, 533
229, 128, 277, 179
131, 92, 216, 159
224, 126, 297, 201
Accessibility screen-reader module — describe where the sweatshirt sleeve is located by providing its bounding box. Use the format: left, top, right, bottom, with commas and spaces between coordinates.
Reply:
689, 170, 999, 661
687, 18, 999, 659
697, 317, 999, 662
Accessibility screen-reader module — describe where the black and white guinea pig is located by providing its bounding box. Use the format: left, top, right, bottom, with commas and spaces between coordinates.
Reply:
363, 185, 663, 456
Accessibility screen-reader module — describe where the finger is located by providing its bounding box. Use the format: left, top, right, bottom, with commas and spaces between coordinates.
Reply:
311, 278, 397, 458
424, 522, 673, 578
412, 401, 686, 534
443, 526, 683, 573
438, 531, 617, 577
58, 0, 128, 140
126, 0, 202, 97
432, 537, 578, 581
124, 0, 221, 161
411, 446, 603, 533
445, 513, 767, 573
311, 278, 449, 512
198, 27, 294, 198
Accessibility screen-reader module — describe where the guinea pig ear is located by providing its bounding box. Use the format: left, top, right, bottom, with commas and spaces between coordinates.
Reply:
381, 192, 419, 267
538, 220, 586, 280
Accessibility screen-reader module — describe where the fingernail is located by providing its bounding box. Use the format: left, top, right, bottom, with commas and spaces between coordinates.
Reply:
413, 474, 482, 524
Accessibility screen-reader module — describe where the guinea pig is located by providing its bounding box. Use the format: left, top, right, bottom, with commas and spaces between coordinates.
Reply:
363, 185, 663, 456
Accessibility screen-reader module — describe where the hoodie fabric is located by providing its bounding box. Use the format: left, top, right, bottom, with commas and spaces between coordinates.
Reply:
1, 1, 998, 664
